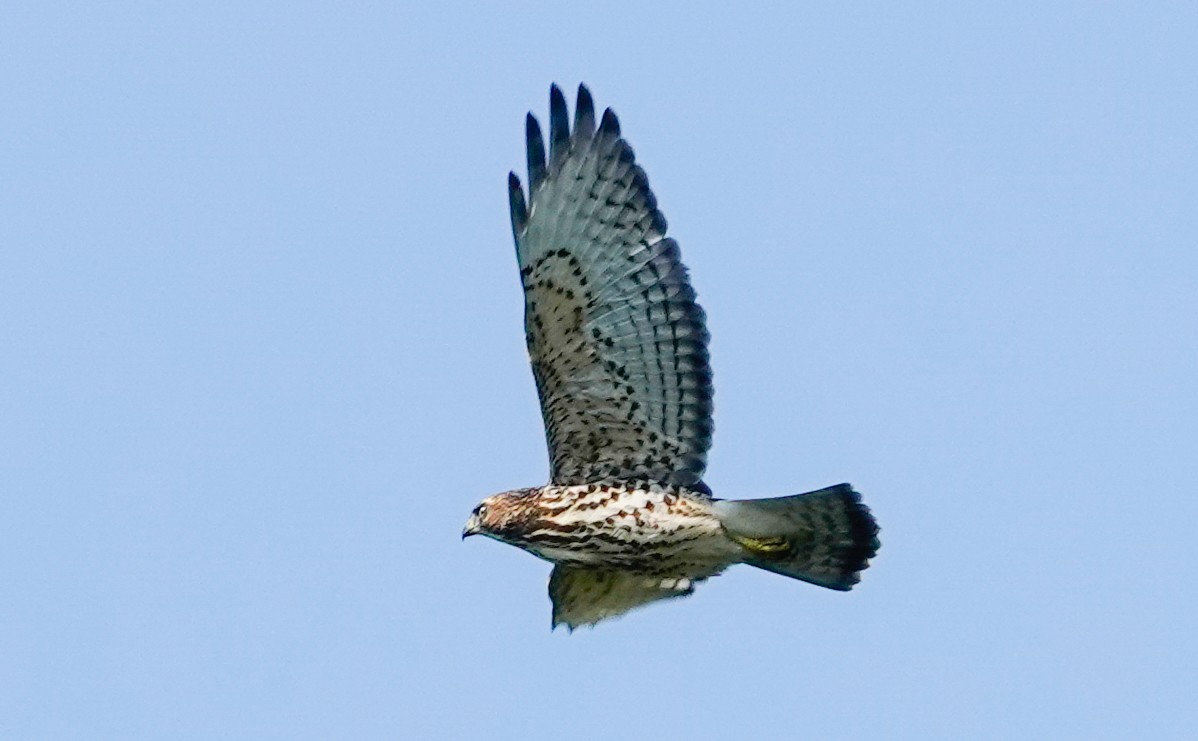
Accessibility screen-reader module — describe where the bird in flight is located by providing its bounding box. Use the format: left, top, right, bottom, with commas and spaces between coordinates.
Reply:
463, 84, 879, 629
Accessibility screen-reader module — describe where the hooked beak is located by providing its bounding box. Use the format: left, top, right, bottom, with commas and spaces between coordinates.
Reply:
462, 514, 481, 540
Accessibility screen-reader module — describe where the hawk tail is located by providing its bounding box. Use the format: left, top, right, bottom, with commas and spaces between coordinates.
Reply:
714, 484, 880, 590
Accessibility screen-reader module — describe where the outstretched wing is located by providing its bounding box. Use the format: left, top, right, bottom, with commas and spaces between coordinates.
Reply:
508, 84, 713, 488
549, 565, 716, 630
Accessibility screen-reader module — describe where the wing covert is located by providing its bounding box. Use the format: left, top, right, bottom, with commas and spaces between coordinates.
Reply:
509, 84, 713, 488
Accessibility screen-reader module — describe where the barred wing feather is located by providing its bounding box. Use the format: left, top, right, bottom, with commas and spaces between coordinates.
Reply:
508, 85, 713, 488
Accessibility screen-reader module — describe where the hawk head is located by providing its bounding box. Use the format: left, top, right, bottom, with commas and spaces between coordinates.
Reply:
462, 488, 538, 542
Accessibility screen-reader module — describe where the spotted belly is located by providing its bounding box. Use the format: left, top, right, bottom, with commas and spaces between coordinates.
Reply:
516, 483, 741, 572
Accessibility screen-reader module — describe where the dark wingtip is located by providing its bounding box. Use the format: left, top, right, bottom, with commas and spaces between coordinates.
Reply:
508, 171, 527, 236
574, 83, 596, 140
525, 113, 546, 190
598, 107, 620, 138
548, 83, 570, 164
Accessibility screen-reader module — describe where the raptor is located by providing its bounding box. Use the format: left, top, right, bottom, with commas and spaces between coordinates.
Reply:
463, 84, 880, 629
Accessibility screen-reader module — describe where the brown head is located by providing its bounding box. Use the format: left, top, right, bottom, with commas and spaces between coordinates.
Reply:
461, 488, 540, 543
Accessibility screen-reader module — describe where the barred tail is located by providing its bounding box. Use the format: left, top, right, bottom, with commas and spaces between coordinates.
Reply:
714, 484, 880, 590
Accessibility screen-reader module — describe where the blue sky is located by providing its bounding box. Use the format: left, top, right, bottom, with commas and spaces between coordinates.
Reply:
3, 2, 1196, 739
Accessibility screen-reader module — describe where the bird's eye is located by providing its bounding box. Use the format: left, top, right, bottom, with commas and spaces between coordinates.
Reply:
475, 504, 488, 518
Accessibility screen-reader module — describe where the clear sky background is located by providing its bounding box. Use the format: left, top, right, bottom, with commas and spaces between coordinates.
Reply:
3, 2, 1196, 739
